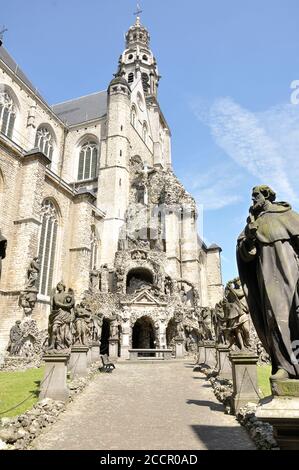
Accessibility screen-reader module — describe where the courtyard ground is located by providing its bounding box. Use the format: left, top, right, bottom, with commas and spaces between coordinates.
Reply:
31, 360, 255, 450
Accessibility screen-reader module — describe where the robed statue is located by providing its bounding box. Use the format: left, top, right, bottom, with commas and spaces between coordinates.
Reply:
237, 185, 299, 379
48, 282, 75, 351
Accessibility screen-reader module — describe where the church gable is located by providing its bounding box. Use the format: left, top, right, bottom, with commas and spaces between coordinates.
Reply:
127, 290, 161, 306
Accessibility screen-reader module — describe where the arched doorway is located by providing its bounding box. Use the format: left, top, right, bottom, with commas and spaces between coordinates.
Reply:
132, 316, 155, 350
100, 318, 110, 355
166, 318, 177, 349
126, 268, 153, 294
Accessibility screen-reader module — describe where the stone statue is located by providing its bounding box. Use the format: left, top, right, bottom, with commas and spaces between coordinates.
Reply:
19, 290, 38, 317
7, 320, 22, 356
222, 278, 251, 350
0, 230, 7, 280
26, 257, 40, 289
213, 301, 229, 345
174, 312, 185, 340
73, 299, 91, 346
110, 314, 119, 339
48, 282, 75, 352
201, 307, 214, 340
89, 266, 99, 291
19, 258, 40, 317
237, 185, 299, 379
90, 312, 103, 343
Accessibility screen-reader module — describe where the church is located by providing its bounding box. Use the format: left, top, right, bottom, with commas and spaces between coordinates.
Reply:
0, 16, 223, 358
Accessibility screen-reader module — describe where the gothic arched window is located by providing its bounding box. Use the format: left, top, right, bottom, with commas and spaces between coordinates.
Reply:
38, 199, 59, 296
77, 141, 99, 181
131, 105, 137, 127
35, 126, 54, 160
0, 91, 16, 138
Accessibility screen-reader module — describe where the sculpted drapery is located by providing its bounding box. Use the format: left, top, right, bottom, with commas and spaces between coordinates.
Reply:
237, 185, 299, 379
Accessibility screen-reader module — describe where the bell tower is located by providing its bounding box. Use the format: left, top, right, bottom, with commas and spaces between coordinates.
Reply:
116, 14, 160, 98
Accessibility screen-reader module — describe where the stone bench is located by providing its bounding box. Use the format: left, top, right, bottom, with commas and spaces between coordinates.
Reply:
128, 349, 173, 360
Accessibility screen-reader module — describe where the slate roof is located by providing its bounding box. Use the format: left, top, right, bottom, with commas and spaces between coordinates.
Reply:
52, 91, 107, 126
0, 44, 108, 126
0, 45, 44, 101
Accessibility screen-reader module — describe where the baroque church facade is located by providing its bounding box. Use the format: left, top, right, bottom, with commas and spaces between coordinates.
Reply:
0, 17, 223, 358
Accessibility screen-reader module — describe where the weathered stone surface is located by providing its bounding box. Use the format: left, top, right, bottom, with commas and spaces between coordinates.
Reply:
256, 395, 299, 450
237, 185, 299, 379
229, 351, 259, 414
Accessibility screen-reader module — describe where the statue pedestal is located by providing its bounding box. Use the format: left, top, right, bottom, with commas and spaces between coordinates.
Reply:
175, 338, 185, 359
87, 347, 92, 366
193, 342, 204, 371
69, 346, 89, 379
217, 346, 232, 380
39, 353, 70, 403
256, 379, 299, 450
109, 338, 119, 360
204, 341, 217, 369
229, 351, 259, 414
120, 333, 130, 360
91, 342, 100, 362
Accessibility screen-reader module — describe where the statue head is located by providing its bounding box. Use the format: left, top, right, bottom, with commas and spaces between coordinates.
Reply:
56, 281, 66, 292
251, 185, 276, 213
16, 320, 21, 326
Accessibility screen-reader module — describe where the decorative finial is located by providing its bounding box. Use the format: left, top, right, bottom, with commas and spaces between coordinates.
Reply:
134, 2, 143, 25
0, 26, 8, 46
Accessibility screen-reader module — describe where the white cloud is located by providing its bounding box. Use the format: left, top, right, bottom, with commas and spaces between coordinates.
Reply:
184, 163, 244, 211
192, 97, 299, 206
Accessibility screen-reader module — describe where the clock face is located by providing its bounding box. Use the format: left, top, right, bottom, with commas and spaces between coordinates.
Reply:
137, 92, 144, 111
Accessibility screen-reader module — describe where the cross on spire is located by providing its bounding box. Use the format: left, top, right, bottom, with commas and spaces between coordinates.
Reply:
134, 2, 143, 17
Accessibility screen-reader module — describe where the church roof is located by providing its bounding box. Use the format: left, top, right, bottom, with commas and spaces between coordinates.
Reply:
0, 44, 107, 127
52, 91, 107, 126
0, 45, 44, 101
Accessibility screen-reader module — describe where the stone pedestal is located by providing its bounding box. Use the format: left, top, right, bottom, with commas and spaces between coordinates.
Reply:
175, 338, 185, 359
120, 332, 130, 360
91, 343, 100, 362
39, 353, 70, 403
109, 338, 119, 360
229, 351, 259, 414
87, 347, 92, 366
69, 346, 89, 379
204, 341, 217, 369
217, 346, 232, 380
256, 379, 299, 450
197, 342, 204, 364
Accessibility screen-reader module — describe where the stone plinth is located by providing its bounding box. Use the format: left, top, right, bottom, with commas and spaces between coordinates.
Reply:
109, 338, 119, 360
39, 353, 70, 402
175, 338, 185, 359
217, 346, 232, 380
87, 347, 92, 366
193, 342, 204, 371
229, 351, 259, 414
91, 343, 100, 362
256, 379, 299, 450
69, 346, 89, 379
204, 341, 217, 369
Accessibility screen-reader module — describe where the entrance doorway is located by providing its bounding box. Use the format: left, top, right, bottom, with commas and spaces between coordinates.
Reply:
132, 316, 155, 351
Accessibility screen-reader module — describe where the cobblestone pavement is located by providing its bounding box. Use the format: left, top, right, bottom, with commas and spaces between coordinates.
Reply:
32, 360, 256, 450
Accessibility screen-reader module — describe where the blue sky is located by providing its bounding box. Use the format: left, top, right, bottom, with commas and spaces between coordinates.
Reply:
2, 0, 299, 283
